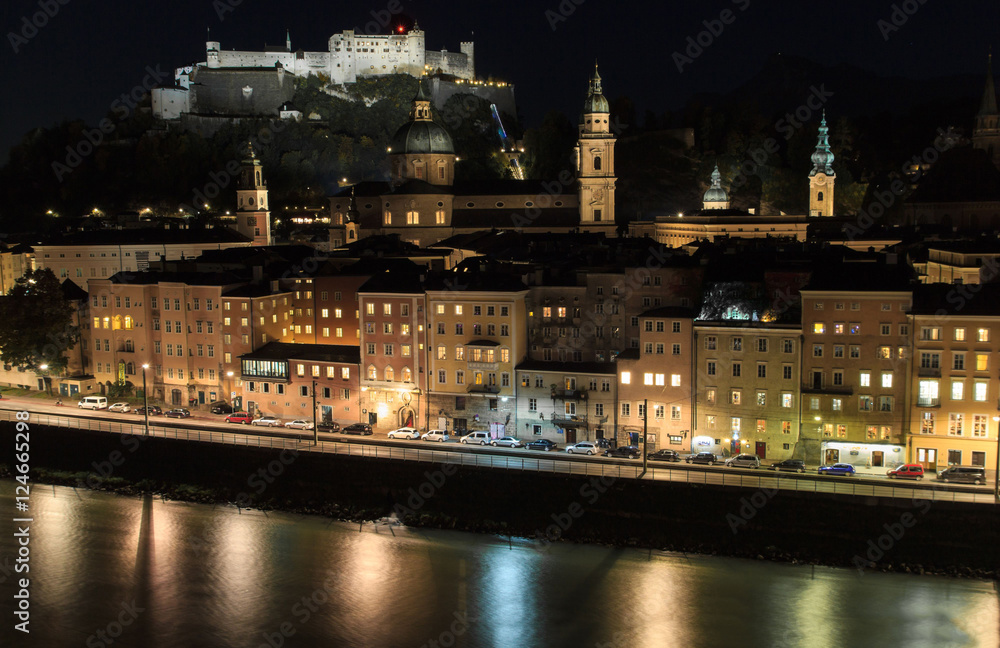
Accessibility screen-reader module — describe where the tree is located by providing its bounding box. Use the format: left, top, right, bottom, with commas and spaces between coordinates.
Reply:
0, 269, 79, 373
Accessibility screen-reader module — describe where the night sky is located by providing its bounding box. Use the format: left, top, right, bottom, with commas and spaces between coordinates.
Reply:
1, 0, 998, 161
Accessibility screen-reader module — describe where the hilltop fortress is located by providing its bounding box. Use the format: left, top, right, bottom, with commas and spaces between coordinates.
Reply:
153, 24, 486, 124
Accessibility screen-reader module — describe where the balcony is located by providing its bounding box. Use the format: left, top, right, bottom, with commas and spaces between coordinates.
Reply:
916, 398, 940, 408
801, 385, 853, 396
551, 388, 589, 400
467, 384, 501, 395
552, 414, 588, 427
918, 367, 941, 378
467, 361, 499, 372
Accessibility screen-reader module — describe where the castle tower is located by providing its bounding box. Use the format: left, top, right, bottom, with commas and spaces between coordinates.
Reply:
345, 187, 361, 243
972, 53, 1000, 170
809, 111, 836, 217
575, 62, 617, 231
206, 40, 221, 68
235, 144, 272, 246
389, 82, 456, 186
702, 165, 730, 210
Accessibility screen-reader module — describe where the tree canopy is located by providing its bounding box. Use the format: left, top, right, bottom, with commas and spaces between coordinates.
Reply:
0, 269, 79, 373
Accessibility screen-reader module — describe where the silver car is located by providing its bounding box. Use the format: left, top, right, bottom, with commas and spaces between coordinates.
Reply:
566, 442, 599, 455
251, 416, 282, 427
725, 454, 761, 469
284, 420, 314, 430
491, 436, 524, 448
388, 427, 421, 440
421, 429, 450, 442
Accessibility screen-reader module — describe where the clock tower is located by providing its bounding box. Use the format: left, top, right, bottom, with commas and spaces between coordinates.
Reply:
575, 63, 617, 234
235, 144, 272, 246
809, 112, 836, 218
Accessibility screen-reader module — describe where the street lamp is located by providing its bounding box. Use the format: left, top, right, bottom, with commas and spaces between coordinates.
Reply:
39, 364, 50, 396
993, 416, 1000, 503
142, 364, 150, 436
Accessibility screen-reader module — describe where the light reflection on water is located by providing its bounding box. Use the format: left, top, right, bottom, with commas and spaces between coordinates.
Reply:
0, 482, 996, 648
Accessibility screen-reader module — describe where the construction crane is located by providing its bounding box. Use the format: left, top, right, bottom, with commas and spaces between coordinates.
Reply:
490, 104, 525, 180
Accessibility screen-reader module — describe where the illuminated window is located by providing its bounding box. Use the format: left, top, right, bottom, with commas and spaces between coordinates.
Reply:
621, 371, 631, 385
978, 328, 990, 342
671, 374, 681, 387
813, 323, 826, 334
881, 373, 893, 389
644, 373, 654, 386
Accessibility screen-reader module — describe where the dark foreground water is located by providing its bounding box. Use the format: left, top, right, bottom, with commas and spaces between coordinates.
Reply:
0, 481, 996, 648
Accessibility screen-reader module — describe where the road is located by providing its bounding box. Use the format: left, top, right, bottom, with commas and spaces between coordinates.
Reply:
1, 398, 995, 505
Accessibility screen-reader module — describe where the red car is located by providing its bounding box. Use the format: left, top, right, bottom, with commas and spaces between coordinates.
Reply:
887, 464, 925, 480
225, 412, 253, 425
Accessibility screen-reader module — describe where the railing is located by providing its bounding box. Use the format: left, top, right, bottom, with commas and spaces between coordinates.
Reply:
2, 408, 995, 505
918, 367, 942, 378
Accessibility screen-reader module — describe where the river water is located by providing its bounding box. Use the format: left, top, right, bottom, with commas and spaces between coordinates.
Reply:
0, 481, 996, 648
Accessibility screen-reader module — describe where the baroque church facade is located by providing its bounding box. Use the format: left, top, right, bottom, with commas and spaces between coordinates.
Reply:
328, 66, 619, 247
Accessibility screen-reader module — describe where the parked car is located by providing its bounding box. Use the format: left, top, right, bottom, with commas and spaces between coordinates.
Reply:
225, 412, 253, 425
886, 464, 924, 480
686, 452, 719, 465
491, 436, 524, 448
388, 426, 421, 440
526, 438, 558, 452
566, 441, 600, 455
135, 406, 163, 417
460, 431, 492, 445
284, 420, 314, 430
343, 423, 374, 436
316, 422, 341, 433
605, 445, 640, 459
725, 454, 761, 469
251, 416, 282, 427
421, 429, 449, 442
936, 466, 986, 485
647, 449, 682, 462
770, 459, 806, 473
210, 402, 234, 415
164, 408, 191, 419
77, 396, 108, 410
108, 402, 131, 413
818, 463, 856, 476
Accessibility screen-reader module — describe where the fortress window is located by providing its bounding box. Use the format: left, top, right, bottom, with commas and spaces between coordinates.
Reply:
467, 202, 475, 208
525, 202, 534, 207
594, 156, 602, 171
496, 202, 504, 208
555, 201, 563, 207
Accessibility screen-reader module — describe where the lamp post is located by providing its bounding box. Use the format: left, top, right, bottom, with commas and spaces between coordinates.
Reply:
142, 364, 150, 437
312, 380, 318, 446
39, 364, 50, 397
993, 416, 1000, 504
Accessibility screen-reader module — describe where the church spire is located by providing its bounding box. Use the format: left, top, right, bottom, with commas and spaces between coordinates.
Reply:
591, 60, 602, 95
979, 51, 998, 117
810, 111, 835, 177
286, 29, 291, 52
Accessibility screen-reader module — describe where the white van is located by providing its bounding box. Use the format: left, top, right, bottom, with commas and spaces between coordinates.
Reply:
460, 431, 491, 445
78, 396, 108, 410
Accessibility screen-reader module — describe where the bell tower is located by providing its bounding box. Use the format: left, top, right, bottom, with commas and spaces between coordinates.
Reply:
809, 112, 836, 218
575, 62, 617, 233
235, 144, 271, 246
973, 53, 1000, 170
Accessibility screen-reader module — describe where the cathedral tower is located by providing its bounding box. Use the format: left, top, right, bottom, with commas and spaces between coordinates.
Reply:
235, 144, 272, 246
809, 112, 836, 218
344, 187, 361, 243
575, 63, 617, 232
972, 53, 1000, 170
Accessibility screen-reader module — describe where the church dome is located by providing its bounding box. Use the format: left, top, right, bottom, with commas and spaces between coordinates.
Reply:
810, 112, 836, 177
703, 165, 729, 205
582, 63, 610, 117
391, 121, 455, 155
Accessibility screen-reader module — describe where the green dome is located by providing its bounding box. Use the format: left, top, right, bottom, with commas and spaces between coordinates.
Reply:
582, 63, 610, 117
703, 165, 728, 204
391, 121, 455, 155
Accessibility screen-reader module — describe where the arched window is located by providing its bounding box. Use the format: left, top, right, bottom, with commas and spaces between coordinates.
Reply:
817, 191, 824, 202
124, 316, 133, 330
594, 156, 602, 171
401, 367, 412, 383
113, 316, 123, 330
348, 230, 356, 240
126, 362, 135, 376
384, 366, 395, 382
367, 365, 377, 381
255, 171, 261, 186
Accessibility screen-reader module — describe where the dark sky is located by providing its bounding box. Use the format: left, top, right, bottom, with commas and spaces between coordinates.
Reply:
1, 0, 998, 160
